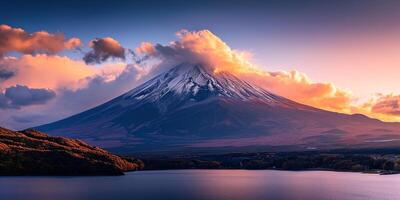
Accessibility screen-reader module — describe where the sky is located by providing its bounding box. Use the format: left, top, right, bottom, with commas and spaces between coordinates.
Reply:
1, 0, 400, 129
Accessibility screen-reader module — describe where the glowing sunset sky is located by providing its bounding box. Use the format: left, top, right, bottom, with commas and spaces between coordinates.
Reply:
1, 0, 400, 129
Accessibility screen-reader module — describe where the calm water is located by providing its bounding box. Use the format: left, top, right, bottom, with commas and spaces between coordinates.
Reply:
0, 170, 399, 200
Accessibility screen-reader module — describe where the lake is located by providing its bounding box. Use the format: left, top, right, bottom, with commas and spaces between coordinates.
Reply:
0, 170, 399, 200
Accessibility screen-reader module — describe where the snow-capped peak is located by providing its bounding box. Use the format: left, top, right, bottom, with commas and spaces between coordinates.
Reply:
123, 63, 280, 103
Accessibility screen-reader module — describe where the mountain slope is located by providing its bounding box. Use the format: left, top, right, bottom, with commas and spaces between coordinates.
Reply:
0, 127, 143, 175
37, 63, 400, 153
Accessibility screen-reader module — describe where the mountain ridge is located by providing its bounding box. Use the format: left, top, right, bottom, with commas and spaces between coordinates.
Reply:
36, 63, 400, 153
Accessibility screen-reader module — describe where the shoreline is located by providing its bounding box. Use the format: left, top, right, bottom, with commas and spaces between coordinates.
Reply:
139, 152, 400, 175
138, 168, 400, 175
1, 168, 399, 177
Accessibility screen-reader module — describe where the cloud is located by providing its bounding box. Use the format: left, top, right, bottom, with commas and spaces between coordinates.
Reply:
0, 53, 132, 109
16, 63, 151, 129
83, 37, 125, 64
136, 30, 256, 73
0, 53, 154, 129
0, 54, 96, 90
136, 29, 353, 113
0, 94, 9, 109
371, 94, 400, 116
239, 70, 353, 113
0, 24, 81, 56
0, 68, 15, 81
55, 63, 152, 112
135, 42, 156, 55
0, 85, 55, 109
1, 28, 400, 129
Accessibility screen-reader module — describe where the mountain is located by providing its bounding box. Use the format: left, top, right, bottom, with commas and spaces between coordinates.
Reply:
37, 63, 400, 153
0, 127, 143, 175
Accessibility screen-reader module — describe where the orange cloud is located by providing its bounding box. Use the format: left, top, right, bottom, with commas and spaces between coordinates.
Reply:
0, 24, 81, 56
135, 42, 155, 54
353, 94, 400, 122
0, 54, 126, 91
136, 29, 354, 113
0, 55, 94, 90
134, 29, 400, 122
371, 94, 400, 116
238, 70, 353, 113
136, 30, 256, 73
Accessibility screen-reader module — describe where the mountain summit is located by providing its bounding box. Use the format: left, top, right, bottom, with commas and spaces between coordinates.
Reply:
37, 64, 400, 153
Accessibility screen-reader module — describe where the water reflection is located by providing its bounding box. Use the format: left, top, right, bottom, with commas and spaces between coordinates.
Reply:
0, 170, 399, 200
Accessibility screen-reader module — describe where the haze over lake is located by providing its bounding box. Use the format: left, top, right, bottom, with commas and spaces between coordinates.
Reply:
1, 170, 399, 200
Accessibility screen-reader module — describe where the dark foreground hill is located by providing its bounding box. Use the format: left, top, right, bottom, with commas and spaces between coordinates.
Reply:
0, 127, 143, 175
